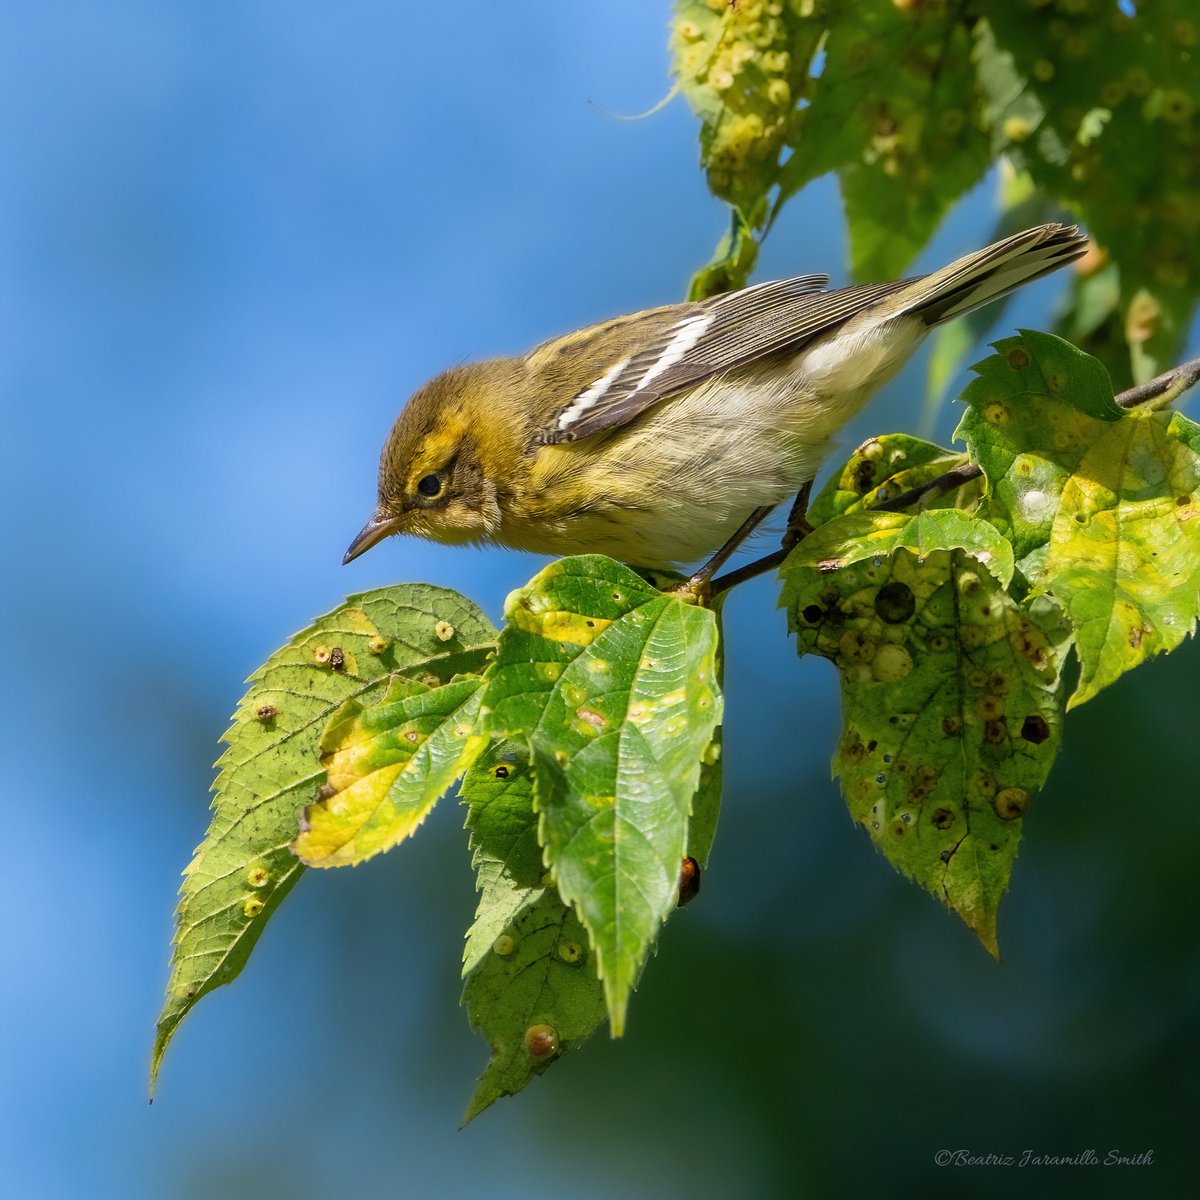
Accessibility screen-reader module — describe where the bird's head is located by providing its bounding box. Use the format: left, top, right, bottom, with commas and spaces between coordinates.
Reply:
343, 365, 510, 564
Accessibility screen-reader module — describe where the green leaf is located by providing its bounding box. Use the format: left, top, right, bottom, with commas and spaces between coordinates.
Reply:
292, 676, 485, 868
956, 331, 1123, 581
975, 8, 1200, 377
808, 434, 977, 528
460, 742, 607, 1122
782, 0, 991, 280
1040, 410, 1200, 708
481, 555, 723, 1034
687, 596, 726, 870
782, 523, 1069, 953
152, 585, 496, 1090
958, 331, 1200, 705
793, 509, 1015, 591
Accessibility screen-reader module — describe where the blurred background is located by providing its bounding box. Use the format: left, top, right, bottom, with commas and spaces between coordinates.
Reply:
2, 2, 1198, 1197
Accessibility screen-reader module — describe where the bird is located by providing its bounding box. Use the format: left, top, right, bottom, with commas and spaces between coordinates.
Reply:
343, 223, 1087, 573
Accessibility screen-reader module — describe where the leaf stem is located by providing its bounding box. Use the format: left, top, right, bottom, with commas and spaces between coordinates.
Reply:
871, 461, 981, 514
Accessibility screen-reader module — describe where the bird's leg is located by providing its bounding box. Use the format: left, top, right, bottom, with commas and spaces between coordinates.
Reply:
681, 504, 778, 601
781, 479, 814, 551
705, 479, 816, 596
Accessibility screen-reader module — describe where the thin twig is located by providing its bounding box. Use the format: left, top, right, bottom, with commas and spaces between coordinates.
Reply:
709, 548, 789, 595
1115, 355, 1200, 409
871, 461, 982, 514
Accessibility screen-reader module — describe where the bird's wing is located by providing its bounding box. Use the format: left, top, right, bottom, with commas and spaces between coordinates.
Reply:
539, 273, 915, 444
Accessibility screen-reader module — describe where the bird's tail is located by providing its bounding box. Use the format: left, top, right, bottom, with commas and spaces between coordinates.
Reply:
899, 223, 1089, 328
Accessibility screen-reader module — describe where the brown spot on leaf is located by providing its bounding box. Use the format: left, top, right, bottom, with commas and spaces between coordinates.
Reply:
874, 581, 916, 624
255, 704, 278, 723
841, 734, 867, 765
909, 765, 940, 803
941, 715, 961, 736
1020, 715, 1050, 744
984, 718, 1008, 745
494, 765, 510, 779
993, 787, 1029, 820
678, 857, 701, 907
329, 646, 345, 672
577, 706, 607, 731
851, 457, 877, 493
932, 807, 955, 830
524, 1024, 560, 1058
1007, 345, 1031, 370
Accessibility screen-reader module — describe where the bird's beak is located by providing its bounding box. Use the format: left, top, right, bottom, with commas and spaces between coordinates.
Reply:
342, 510, 400, 565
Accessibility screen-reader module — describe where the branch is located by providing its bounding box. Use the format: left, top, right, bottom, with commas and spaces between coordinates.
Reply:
1114, 355, 1200, 410
710, 548, 789, 595
871, 461, 981, 514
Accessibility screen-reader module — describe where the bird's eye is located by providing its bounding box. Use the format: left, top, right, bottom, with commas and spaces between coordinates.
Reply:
416, 473, 444, 498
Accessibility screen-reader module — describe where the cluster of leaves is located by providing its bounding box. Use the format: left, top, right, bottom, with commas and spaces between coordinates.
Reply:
155, 332, 1200, 1114
154, 565, 723, 1119
671, 0, 1200, 385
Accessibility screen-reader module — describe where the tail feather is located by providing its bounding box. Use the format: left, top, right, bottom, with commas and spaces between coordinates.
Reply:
900, 223, 1089, 327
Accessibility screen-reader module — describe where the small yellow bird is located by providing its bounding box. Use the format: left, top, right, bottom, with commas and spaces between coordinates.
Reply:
345, 224, 1087, 571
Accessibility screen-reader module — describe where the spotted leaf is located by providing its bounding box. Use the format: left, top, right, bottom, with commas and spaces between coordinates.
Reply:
292, 675, 485, 868
153, 586, 495, 1090
460, 742, 607, 1122
781, 516, 1069, 952
480, 555, 722, 1034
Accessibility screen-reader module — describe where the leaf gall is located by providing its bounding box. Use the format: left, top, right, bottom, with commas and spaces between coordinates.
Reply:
524, 1024, 559, 1058
874, 581, 916, 624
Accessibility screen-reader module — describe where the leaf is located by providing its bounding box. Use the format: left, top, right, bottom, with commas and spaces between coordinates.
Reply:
292, 676, 485, 868
152, 585, 496, 1089
956, 331, 1123, 581
687, 595, 726, 870
781, 517, 1069, 952
460, 742, 607, 1122
807, 434, 977, 528
794, 508, 1015, 590
782, 0, 991, 280
974, 8, 1200, 377
1040, 410, 1200, 708
481, 555, 723, 1034
958, 330, 1200, 704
